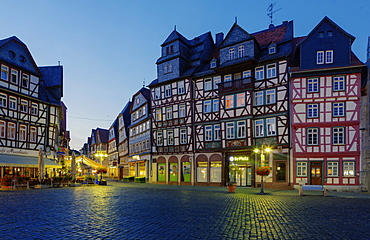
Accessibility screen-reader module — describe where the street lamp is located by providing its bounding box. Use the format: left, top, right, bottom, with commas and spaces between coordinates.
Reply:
95, 152, 108, 166
254, 146, 272, 195
253, 147, 271, 166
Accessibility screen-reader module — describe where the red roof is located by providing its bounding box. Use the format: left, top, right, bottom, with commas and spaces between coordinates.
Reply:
253, 26, 288, 47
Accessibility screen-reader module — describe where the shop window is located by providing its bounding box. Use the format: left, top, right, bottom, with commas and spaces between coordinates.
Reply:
169, 163, 178, 181
196, 162, 208, 182
210, 161, 221, 182
158, 163, 166, 181
181, 162, 191, 182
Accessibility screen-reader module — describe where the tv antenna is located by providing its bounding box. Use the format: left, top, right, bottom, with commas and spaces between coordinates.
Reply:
267, 3, 282, 25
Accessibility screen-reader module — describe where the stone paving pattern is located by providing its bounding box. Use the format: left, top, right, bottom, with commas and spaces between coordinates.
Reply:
1, 181, 370, 239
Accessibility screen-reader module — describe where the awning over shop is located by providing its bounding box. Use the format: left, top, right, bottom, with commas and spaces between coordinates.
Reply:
0, 154, 62, 168
65, 155, 104, 169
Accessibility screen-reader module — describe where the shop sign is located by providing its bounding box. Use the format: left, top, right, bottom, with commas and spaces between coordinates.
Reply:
0, 147, 31, 155
229, 156, 249, 162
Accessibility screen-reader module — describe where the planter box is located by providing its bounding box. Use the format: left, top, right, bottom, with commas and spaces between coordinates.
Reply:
135, 177, 146, 183
123, 176, 135, 182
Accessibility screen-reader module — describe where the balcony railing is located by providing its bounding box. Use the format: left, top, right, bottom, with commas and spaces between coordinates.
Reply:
217, 77, 254, 93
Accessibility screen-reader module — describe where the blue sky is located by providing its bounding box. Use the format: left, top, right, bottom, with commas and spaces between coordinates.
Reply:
1, 0, 369, 150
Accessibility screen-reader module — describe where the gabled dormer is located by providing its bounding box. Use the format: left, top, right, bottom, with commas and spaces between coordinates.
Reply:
268, 43, 277, 55
130, 87, 150, 124
298, 16, 355, 70
219, 23, 258, 67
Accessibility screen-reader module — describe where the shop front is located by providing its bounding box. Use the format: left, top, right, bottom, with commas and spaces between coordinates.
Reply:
227, 153, 254, 187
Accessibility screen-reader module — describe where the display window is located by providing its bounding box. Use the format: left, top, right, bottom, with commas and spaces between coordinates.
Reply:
181, 162, 191, 182
158, 163, 166, 181
210, 161, 222, 182
197, 162, 208, 182
169, 163, 178, 181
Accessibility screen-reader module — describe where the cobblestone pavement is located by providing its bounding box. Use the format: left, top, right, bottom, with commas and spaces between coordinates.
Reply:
1, 181, 370, 240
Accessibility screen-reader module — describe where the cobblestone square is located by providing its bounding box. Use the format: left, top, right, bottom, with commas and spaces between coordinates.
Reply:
0, 182, 369, 239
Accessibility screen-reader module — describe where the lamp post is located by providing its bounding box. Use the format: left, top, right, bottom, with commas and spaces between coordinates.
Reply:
95, 152, 108, 166
254, 146, 272, 194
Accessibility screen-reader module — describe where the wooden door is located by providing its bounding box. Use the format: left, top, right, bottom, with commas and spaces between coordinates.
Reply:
310, 162, 322, 185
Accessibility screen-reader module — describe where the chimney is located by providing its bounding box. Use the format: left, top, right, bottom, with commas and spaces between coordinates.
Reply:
215, 32, 224, 47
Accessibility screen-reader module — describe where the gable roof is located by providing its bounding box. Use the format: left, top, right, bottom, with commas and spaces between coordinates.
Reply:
297, 16, 355, 47
161, 30, 189, 46
220, 23, 253, 48
252, 21, 293, 47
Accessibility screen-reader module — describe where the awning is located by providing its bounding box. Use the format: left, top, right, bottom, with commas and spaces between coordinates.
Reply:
65, 155, 104, 169
0, 154, 62, 168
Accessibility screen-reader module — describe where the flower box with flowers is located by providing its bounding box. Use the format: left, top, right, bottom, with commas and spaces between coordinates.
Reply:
256, 166, 271, 176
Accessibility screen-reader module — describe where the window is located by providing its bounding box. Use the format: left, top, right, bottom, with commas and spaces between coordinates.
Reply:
205, 125, 212, 141
297, 162, 307, 176
178, 81, 185, 94
9, 97, 16, 110
327, 162, 338, 177
226, 122, 235, 139
243, 70, 251, 78
1, 65, 8, 81
319, 31, 324, 38
266, 64, 276, 78
21, 100, 28, 113
0, 121, 5, 138
237, 121, 246, 138
238, 45, 244, 58
19, 125, 27, 141
267, 118, 276, 136
166, 106, 173, 120
265, 89, 276, 104
225, 95, 234, 109
343, 162, 355, 176
210, 59, 217, 69
214, 124, 221, 140
307, 78, 319, 93
317, 51, 324, 64
31, 103, 38, 115
224, 74, 232, 82
307, 104, 319, 118
204, 100, 211, 113
22, 74, 29, 87
154, 88, 161, 100
255, 66, 264, 80
307, 128, 319, 145
204, 78, 212, 91
180, 129, 187, 144
333, 127, 345, 144
157, 131, 163, 146
236, 93, 245, 107
165, 84, 171, 98
155, 109, 162, 121
325, 50, 333, 64
212, 99, 219, 112
255, 120, 264, 137
11, 69, 18, 84
167, 63, 173, 73
8, 122, 15, 139
167, 130, 174, 145
333, 102, 345, 117
327, 31, 333, 37
179, 104, 186, 118
213, 76, 221, 89
333, 76, 345, 91
255, 91, 263, 106
0, 93, 6, 107
268, 46, 276, 54
229, 48, 235, 60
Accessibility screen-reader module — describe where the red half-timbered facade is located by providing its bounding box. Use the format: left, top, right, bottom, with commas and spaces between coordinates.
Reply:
291, 17, 366, 191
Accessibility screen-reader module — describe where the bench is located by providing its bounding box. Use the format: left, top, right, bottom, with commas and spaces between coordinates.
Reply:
299, 185, 327, 196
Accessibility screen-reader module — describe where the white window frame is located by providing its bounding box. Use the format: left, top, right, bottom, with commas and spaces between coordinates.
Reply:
154, 87, 161, 100
265, 89, 276, 104
268, 46, 276, 54
157, 131, 163, 146
1, 65, 8, 81
166, 106, 173, 120
333, 76, 345, 91
325, 50, 333, 64
204, 78, 212, 91
210, 59, 217, 69
212, 99, 219, 112
180, 129, 187, 144
255, 120, 264, 137
178, 80, 185, 94
19, 124, 27, 141
237, 121, 246, 138
0, 120, 5, 138
266, 118, 276, 136
297, 162, 307, 177
8, 122, 15, 140
307, 104, 319, 118
226, 122, 235, 139
243, 70, 251, 78
167, 130, 174, 145
236, 93, 245, 107
307, 78, 319, 93
213, 76, 221, 89
21, 100, 28, 113
31, 103, 38, 116
204, 100, 211, 113
155, 109, 162, 121
255, 66, 264, 80
327, 162, 339, 177
307, 128, 319, 145
266, 64, 276, 78
11, 69, 18, 84
333, 127, 345, 145
0, 93, 6, 107
255, 91, 264, 106
205, 125, 212, 141
238, 45, 244, 58
165, 84, 171, 98
343, 162, 355, 177
225, 95, 234, 109
214, 124, 221, 140
229, 48, 235, 60
22, 73, 29, 88
333, 102, 345, 117
317, 51, 324, 64
224, 74, 232, 82
179, 104, 186, 118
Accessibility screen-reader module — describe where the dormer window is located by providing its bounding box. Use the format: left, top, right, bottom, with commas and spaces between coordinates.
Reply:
166, 45, 174, 55
229, 48, 235, 60
210, 59, 217, 68
268, 44, 276, 55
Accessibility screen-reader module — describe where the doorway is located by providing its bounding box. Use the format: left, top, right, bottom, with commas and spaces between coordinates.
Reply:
234, 166, 252, 187
310, 162, 322, 185
275, 161, 286, 182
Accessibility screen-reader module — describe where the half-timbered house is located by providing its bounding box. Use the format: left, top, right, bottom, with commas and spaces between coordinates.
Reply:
128, 87, 151, 181
107, 119, 118, 178
291, 17, 366, 191
0, 36, 63, 179
117, 101, 131, 180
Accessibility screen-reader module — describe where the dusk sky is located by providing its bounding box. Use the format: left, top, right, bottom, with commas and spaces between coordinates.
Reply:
1, 0, 369, 150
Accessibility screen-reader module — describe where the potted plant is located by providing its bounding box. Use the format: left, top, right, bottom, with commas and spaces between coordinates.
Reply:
226, 181, 237, 193
227, 164, 242, 192
256, 166, 271, 195
1, 176, 13, 189
96, 167, 108, 185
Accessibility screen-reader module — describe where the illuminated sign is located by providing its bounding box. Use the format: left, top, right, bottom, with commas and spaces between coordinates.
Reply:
229, 156, 249, 162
